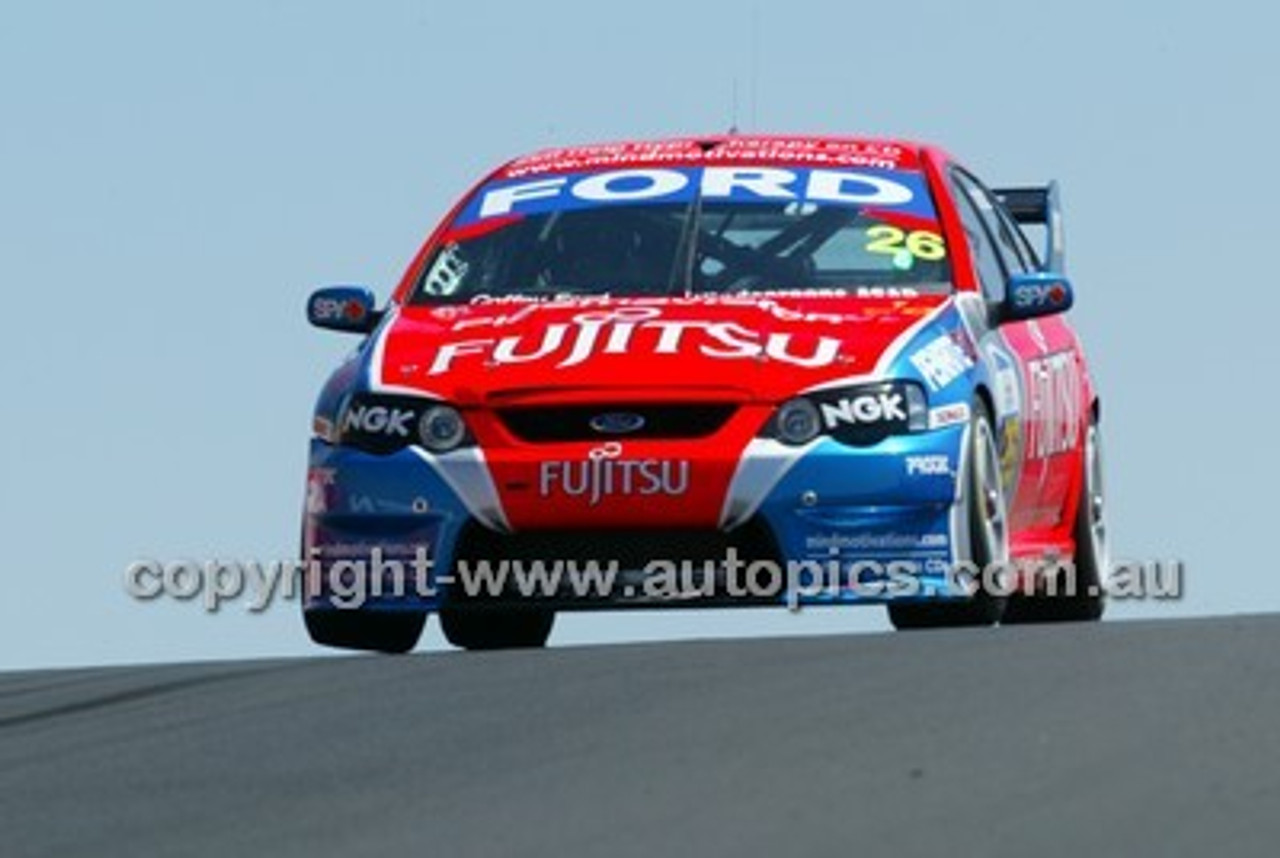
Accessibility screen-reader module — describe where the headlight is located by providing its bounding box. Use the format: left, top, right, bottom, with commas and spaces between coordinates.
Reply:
774, 398, 822, 446
418, 405, 467, 453
764, 381, 929, 447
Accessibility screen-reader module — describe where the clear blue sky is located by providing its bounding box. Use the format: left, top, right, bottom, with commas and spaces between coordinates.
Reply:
2, 0, 1275, 669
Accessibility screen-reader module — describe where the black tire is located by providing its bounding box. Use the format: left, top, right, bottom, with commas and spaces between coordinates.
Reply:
303, 609, 426, 654
1004, 416, 1106, 624
888, 399, 1008, 630
439, 608, 555, 651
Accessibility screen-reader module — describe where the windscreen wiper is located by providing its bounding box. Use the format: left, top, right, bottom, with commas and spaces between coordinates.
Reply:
667, 181, 704, 296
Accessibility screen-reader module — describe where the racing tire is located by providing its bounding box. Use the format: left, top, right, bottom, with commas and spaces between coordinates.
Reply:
888, 399, 1008, 630
439, 608, 555, 651
1003, 415, 1107, 624
303, 609, 426, 654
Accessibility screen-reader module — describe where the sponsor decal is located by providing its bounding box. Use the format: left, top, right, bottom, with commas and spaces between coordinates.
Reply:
452, 293, 876, 328
306, 468, 337, 515
310, 295, 368, 324
538, 442, 691, 507
341, 404, 414, 438
999, 418, 1023, 489
863, 226, 947, 271
805, 381, 918, 445
347, 494, 379, 514
458, 166, 936, 225
336, 394, 440, 454
985, 343, 1023, 488
804, 532, 948, 552
429, 305, 465, 321
501, 138, 908, 178
426, 306, 842, 374
855, 286, 920, 298
927, 402, 970, 430
910, 332, 974, 391
1027, 319, 1049, 352
905, 455, 952, 476
1011, 279, 1069, 310
1026, 352, 1082, 459
422, 244, 470, 299
312, 415, 337, 443
819, 390, 907, 429
988, 346, 1022, 419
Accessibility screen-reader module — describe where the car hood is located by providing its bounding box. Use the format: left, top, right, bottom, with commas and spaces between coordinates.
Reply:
371, 293, 951, 404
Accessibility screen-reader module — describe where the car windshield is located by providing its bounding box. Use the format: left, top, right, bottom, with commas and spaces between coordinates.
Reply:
411, 166, 952, 303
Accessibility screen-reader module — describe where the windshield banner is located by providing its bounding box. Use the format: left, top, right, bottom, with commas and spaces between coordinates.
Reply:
456, 166, 937, 226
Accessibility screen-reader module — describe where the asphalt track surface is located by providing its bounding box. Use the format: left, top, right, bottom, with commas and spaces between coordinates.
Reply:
3, 615, 1279, 857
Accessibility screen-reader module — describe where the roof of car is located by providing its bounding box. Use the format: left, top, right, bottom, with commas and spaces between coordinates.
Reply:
496, 133, 935, 178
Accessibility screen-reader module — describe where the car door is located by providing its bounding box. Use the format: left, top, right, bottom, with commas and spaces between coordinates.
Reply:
951, 167, 1085, 544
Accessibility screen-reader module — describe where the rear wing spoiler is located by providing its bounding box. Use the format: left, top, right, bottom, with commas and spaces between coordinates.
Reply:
993, 182, 1065, 274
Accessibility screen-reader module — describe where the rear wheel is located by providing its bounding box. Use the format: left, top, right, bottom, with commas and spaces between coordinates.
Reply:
303, 609, 426, 654
888, 400, 1008, 630
1004, 416, 1107, 624
439, 608, 555, 651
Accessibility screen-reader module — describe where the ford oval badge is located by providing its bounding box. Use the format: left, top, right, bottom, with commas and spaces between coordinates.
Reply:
589, 412, 646, 435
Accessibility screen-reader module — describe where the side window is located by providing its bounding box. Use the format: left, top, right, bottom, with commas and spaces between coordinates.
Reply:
954, 169, 1029, 277
995, 202, 1042, 271
949, 174, 1007, 302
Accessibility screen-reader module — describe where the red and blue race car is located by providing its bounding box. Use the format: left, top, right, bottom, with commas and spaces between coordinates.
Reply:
301, 135, 1107, 652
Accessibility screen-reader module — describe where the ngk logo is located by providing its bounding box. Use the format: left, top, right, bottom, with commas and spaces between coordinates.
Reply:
819, 392, 907, 429
341, 405, 415, 437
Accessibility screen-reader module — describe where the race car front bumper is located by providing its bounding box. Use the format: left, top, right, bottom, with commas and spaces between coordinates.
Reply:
301, 423, 974, 612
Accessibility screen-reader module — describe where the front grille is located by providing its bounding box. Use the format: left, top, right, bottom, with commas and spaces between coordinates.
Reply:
496, 403, 736, 443
446, 517, 783, 609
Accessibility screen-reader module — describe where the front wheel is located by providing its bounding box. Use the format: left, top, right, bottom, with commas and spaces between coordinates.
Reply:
439, 608, 555, 651
888, 399, 1008, 630
303, 609, 427, 654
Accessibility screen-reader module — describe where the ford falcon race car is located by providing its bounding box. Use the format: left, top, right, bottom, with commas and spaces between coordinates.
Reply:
301, 134, 1107, 652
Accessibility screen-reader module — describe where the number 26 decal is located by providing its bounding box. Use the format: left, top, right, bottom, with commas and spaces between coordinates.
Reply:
865, 226, 947, 261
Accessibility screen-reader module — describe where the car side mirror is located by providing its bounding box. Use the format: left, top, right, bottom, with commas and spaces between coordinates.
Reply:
307, 286, 381, 334
1001, 272, 1073, 322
